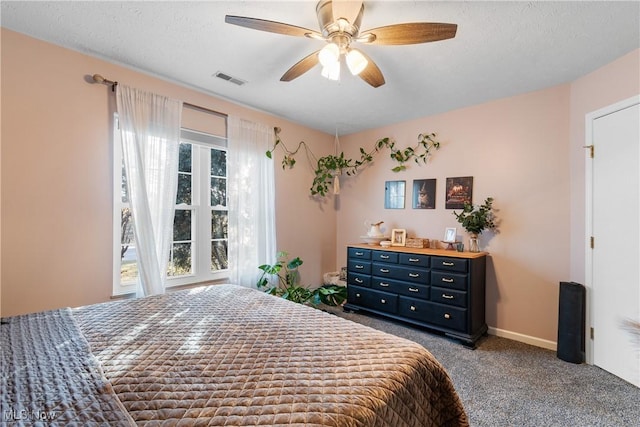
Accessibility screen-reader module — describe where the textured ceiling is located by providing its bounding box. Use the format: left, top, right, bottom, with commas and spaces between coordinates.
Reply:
2, 1, 639, 135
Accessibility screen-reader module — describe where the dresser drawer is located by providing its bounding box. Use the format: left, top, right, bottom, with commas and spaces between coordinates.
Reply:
432, 257, 468, 273
397, 283, 430, 299
372, 251, 399, 263
398, 298, 467, 332
431, 271, 467, 291
398, 296, 431, 322
430, 287, 467, 308
426, 303, 467, 332
348, 247, 371, 260
348, 260, 371, 274
399, 253, 430, 268
372, 278, 429, 299
347, 285, 371, 306
372, 263, 429, 284
348, 286, 397, 314
348, 272, 371, 288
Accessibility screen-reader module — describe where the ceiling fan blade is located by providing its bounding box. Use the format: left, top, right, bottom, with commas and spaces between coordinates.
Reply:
332, 0, 363, 25
225, 15, 322, 39
360, 22, 457, 45
356, 50, 385, 88
280, 51, 321, 82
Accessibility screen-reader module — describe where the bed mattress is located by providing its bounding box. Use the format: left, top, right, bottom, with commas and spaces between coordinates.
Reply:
4, 284, 467, 426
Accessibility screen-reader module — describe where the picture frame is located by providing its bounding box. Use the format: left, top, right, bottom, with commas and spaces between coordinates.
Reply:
391, 229, 407, 246
445, 176, 473, 209
385, 180, 406, 209
444, 227, 457, 243
412, 179, 436, 209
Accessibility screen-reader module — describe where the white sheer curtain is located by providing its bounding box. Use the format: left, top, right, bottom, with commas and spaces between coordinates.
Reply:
227, 116, 277, 287
116, 85, 183, 297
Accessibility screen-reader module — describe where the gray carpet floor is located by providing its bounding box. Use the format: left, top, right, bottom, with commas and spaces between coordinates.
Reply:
327, 307, 640, 427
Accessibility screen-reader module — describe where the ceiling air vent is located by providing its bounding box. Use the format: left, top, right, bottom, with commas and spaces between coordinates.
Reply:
214, 71, 246, 86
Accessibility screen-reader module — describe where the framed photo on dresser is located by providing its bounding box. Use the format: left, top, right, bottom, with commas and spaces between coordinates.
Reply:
391, 229, 407, 246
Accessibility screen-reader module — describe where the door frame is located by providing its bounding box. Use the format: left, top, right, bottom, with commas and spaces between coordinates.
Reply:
584, 94, 640, 365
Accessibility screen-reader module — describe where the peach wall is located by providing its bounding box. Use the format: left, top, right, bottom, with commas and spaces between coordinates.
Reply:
2, 28, 638, 346
335, 49, 639, 345
336, 86, 571, 344
568, 49, 640, 283
0, 29, 335, 317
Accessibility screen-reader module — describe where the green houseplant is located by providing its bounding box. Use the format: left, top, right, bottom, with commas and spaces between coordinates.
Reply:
267, 128, 441, 197
257, 251, 347, 306
453, 197, 497, 252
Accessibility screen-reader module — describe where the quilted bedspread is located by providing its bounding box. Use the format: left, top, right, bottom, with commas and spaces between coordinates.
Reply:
0, 308, 136, 426
74, 284, 468, 426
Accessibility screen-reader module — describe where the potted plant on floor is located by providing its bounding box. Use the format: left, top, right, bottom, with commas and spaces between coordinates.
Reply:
453, 197, 497, 252
257, 251, 347, 306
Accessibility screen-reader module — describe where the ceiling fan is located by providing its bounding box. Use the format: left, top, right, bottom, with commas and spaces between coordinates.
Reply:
225, 0, 457, 88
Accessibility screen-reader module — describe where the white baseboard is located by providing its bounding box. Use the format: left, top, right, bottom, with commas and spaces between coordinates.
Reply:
488, 326, 557, 351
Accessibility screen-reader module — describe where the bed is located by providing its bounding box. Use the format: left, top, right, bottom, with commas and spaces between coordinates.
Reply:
2, 284, 468, 426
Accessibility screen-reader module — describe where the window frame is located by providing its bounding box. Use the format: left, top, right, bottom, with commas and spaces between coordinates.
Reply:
166, 136, 229, 288
112, 117, 228, 296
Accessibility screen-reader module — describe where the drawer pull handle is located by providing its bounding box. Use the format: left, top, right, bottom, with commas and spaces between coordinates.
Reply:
408, 287, 419, 293
355, 252, 364, 256
380, 255, 390, 259
409, 273, 420, 278
442, 278, 454, 283
356, 293, 361, 297
380, 268, 390, 273
442, 294, 454, 299
355, 278, 363, 283
410, 305, 416, 311
444, 313, 451, 319
381, 299, 387, 304
355, 265, 364, 269
379, 282, 390, 287
409, 258, 420, 262
442, 262, 454, 266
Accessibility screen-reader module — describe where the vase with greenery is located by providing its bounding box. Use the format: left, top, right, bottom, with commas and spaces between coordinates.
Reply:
257, 251, 347, 306
453, 197, 497, 252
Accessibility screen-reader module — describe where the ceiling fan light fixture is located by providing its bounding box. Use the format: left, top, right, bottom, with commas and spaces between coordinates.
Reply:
318, 43, 340, 67
346, 49, 368, 75
226, 0, 457, 88
321, 61, 340, 81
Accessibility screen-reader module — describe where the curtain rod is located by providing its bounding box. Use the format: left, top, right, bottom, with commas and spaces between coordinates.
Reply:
91, 74, 228, 118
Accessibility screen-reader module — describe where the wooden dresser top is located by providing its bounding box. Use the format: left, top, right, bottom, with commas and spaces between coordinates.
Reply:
348, 243, 487, 259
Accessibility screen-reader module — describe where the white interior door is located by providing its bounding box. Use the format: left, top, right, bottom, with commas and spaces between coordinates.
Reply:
589, 98, 640, 387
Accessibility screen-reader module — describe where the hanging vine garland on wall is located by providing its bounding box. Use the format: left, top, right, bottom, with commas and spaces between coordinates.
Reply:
267, 127, 442, 197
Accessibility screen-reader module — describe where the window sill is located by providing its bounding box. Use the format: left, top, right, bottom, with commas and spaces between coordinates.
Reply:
111, 277, 230, 300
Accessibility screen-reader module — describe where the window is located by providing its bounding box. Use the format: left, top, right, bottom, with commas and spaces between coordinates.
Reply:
210, 148, 229, 271
113, 119, 228, 295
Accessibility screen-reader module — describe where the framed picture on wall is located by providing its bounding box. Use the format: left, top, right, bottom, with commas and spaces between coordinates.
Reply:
385, 180, 406, 209
445, 176, 473, 209
391, 229, 407, 246
412, 179, 436, 209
